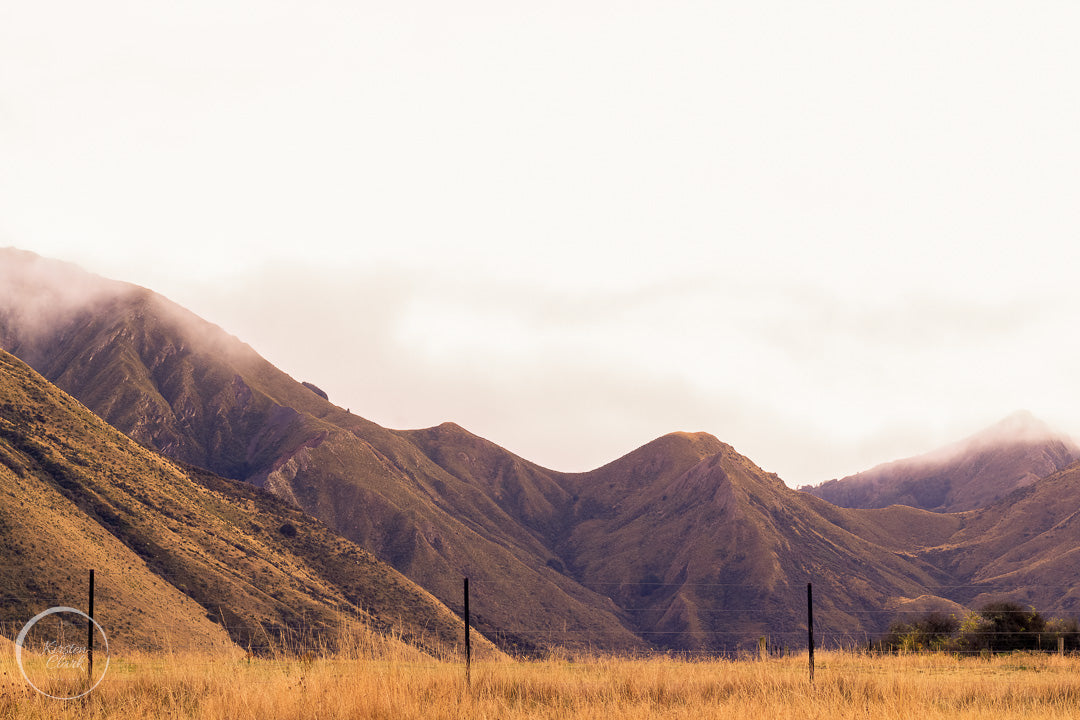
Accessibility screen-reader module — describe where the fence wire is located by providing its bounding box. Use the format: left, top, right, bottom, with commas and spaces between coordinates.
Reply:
3, 575, 1078, 664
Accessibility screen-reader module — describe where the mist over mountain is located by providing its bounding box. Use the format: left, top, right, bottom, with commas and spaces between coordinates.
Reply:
7, 247, 1080, 653
0, 248, 645, 653
802, 411, 1080, 513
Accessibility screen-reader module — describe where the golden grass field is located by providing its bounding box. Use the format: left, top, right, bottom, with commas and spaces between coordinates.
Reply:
5, 646, 1080, 719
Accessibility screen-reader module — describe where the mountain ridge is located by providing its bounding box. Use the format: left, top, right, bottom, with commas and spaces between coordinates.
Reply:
801, 411, 1080, 513
0, 248, 648, 653
8, 248, 1080, 652
0, 348, 487, 658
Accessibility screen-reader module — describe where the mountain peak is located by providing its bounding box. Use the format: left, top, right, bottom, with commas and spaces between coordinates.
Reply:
970, 410, 1058, 445
663, 430, 722, 444
916, 411, 1074, 468
804, 412, 1080, 513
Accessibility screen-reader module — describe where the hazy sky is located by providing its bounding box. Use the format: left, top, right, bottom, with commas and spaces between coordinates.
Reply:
2, 2, 1079, 487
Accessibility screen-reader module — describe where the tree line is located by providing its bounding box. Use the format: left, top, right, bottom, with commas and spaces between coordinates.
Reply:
879, 602, 1080, 654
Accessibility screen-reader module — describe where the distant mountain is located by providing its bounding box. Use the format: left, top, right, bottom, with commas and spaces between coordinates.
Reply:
0, 349, 481, 656
401, 425, 954, 648
9, 247, 1080, 653
890, 459, 1080, 617
555, 433, 954, 649
801, 412, 1080, 512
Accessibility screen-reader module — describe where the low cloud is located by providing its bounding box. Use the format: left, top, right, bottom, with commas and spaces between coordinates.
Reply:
0, 247, 140, 348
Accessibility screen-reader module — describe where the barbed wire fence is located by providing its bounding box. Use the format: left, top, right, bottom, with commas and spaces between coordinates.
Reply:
3, 568, 1079, 685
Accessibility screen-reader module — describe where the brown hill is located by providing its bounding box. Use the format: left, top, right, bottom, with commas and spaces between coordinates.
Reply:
385, 423, 962, 648
396, 421, 966, 648
914, 462, 1080, 615
801, 411, 1080, 512
10, 248, 1080, 652
0, 349, 484, 658
0, 248, 643, 654
557, 434, 958, 649
400, 422, 576, 553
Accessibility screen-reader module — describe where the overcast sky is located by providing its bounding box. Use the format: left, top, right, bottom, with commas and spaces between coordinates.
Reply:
2, 2, 1079, 487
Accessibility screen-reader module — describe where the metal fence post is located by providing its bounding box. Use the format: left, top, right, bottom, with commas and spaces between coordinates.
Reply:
464, 577, 471, 688
88, 569, 95, 682
807, 582, 814, 684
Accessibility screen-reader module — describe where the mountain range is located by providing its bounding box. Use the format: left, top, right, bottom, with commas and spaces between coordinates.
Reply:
4, 247, 1080, 654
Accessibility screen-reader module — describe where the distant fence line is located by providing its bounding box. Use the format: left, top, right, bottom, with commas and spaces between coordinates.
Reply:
3, 571, 1079, 661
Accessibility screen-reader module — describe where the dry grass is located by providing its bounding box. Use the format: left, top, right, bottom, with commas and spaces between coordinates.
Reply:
4, 648, 1080, 719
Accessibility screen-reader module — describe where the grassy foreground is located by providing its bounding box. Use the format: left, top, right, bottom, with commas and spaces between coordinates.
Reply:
4, 648, 1080, 719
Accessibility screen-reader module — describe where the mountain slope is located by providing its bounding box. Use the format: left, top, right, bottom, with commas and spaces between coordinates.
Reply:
10, 248, 1080, 652
0, 349, 483, 658
802, 412, 1080, 512
400, 422, 576, 551
392, 424, 968, 648
913, 463, 1080, 615
0, 248, 644, 653
557, 434, 958, 649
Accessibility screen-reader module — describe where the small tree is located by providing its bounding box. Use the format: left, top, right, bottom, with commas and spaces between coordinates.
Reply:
954, 611, 992, 653
1043, 617, 1080, 652
957, 602, 1046, 653
882, 612, 959, 653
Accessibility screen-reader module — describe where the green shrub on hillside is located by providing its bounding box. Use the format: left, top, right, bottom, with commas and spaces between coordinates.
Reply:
881, 602, 1080, 654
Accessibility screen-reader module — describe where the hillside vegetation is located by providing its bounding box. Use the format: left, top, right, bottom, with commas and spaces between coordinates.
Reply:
0, 350, 486, 659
